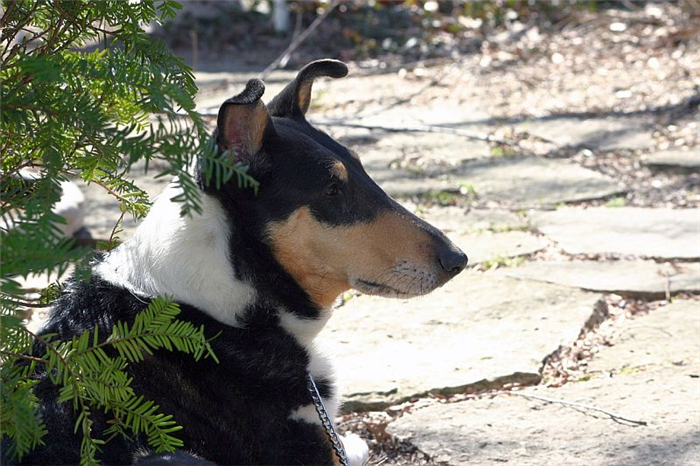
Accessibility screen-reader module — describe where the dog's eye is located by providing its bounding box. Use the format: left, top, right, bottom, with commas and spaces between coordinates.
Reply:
325, 183, 340, 196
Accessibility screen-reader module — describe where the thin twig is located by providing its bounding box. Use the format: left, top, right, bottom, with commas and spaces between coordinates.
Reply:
508, 391, 648, 426
312, 119, 511, 145
259, 0, 339, 80
0, 350, 49, 365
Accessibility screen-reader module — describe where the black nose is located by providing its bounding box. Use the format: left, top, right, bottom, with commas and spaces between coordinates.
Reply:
438, 247, 468, 276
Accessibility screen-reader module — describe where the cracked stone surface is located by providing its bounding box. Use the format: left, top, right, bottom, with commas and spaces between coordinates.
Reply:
588, 300, 700, 374
388, 300, 700, 466
642, 149, 700, 172
453, 156, 623, 207
322, 272, 601, 410
388, 365, 700, 466
502, 260, 700, 296
516, 116, 655, 151
531, 207, 700, 259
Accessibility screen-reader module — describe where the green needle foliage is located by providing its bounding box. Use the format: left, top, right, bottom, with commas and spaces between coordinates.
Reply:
0, 0, 248, 462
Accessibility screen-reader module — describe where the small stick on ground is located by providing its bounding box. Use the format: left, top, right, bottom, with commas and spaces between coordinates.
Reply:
507, 391, 648, 426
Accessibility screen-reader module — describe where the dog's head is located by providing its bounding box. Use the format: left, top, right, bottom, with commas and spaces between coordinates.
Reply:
206, 60, 467, 309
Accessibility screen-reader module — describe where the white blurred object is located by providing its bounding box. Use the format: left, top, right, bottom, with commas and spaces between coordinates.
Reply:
6, 172, 86, 238
273, 0, 289, 33
341, 433, 370, 466
54, 180, 85, 238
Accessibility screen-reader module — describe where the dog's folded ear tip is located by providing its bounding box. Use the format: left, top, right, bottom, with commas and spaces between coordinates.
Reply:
303, 59, 349, 79
222, 78, 266, 106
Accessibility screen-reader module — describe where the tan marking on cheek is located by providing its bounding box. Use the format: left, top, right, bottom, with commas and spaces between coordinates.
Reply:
267, 207, 350, 308
331, 161, 348, 182
267, 208, 436, 307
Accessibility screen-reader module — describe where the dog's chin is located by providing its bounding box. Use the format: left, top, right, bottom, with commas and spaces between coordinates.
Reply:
351, 277, 438, 299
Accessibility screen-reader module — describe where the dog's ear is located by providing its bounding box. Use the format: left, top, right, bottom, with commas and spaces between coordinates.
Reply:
217, 78, 272, 157
268, 59, 348, 118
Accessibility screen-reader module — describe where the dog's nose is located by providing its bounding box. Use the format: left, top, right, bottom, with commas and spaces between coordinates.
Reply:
438, 247, 468, 276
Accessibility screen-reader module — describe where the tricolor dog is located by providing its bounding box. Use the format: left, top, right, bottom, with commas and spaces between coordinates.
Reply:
18, 60, 467, 465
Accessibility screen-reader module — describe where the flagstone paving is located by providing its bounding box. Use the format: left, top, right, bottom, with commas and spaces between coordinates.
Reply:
415, 207, 525, 234
387, 300, 700, 466
587, 300, 700, 374
453, 156, 623, 207
320, 272, 602, 411
516, 115, 656, 151
502, 260, 700, 297
642, 149, 700, 172
387, 364, 700, 466
531, 207, 700, 259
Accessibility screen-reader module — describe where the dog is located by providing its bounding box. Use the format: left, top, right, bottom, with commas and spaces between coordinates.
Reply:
14, 59, 467, 465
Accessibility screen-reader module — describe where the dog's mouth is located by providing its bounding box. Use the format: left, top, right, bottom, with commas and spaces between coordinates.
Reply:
351, 264, 440, 298
354, 279, 409, 297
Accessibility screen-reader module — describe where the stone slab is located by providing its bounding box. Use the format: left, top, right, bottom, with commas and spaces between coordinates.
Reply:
503, 260, 700, 296
352, 100, 493, 132
517, 116, 655, 151
588, 300, 700, 374
412, 207, 544, 263
322, 272, 601, 410
389, 300, 700, 465
453, 156, 622, 207
417, 207, 525, 234
531, 207, 700, 259
642, 149, 700, 172
364, 132, 492, 168
452, 231, 547, 265
388, 364, 700, 466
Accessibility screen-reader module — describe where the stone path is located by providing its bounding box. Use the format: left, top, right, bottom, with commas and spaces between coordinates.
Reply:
321, 272, 601, 410
452, 156, 623, 208
503, 260, 700, 296
388, 300, 700, 466
642, 149, 700, 173
531, 208, 700, 259
515, 115, 656, 151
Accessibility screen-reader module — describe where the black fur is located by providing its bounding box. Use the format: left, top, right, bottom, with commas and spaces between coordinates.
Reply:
17, 274, 336, 465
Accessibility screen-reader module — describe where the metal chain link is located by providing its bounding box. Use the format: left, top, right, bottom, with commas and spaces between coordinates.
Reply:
307, 373, 348, 466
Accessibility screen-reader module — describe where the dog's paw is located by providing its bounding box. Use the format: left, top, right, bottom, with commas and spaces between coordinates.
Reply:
341, 433, 369, 466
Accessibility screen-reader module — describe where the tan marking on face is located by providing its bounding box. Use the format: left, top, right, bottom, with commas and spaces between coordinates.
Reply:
330, 161, 348, 182
267, 207, 436, 308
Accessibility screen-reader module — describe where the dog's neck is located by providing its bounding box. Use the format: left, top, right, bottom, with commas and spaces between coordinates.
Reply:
95, 183, 258, 327
94, 184, 334, 345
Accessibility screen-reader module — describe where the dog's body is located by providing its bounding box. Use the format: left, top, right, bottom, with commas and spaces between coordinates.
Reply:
15, 60, 467, 465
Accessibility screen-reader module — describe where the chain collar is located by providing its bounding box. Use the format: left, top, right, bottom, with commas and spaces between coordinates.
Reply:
307, 373, 348, 466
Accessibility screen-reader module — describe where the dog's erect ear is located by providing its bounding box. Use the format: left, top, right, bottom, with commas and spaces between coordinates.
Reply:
268, 59, 348, 118
217, 79, 272, 156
